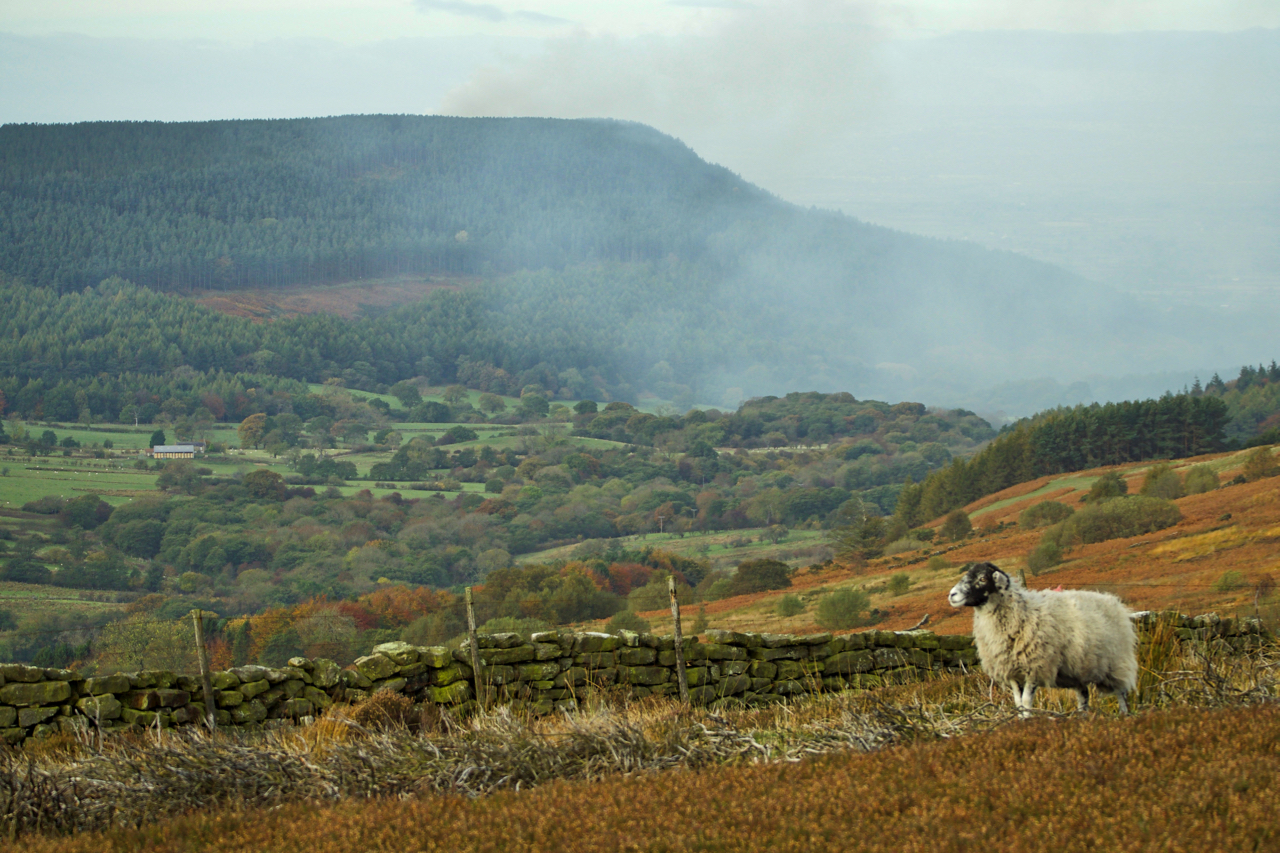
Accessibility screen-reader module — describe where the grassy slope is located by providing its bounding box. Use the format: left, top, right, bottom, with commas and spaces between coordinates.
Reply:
11, 702, 1279, 853
632, 446, 1280, 639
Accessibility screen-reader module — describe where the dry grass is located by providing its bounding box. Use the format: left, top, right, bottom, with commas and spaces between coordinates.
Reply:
3, 636, 1279, 849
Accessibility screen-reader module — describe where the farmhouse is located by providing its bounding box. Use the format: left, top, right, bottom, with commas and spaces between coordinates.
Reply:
151, 444, 198, 459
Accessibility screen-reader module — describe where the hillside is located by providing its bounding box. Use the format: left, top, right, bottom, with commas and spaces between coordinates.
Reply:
0, 115, 1183, 406
664, 446, 1280, 640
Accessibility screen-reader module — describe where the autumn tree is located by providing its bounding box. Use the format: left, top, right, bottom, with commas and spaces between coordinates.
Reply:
238, 412, 268, 448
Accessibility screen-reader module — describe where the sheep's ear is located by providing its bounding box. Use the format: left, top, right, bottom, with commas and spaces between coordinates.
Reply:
992, 569, 1010, 590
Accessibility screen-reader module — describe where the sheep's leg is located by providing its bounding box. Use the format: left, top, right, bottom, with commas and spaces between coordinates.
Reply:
1115, 691, 1129, 716
1008, 680, 1025, 713
1016, 681, 1036, 716
1075, 687, 1090, 713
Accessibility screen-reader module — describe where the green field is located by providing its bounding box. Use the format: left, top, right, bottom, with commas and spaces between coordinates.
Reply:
0, 460, 160, 508
968, 476, 1098, 518
516, 527, 831, 568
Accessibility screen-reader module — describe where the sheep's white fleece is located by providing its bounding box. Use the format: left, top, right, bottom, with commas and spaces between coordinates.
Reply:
972, 584, 1138, 697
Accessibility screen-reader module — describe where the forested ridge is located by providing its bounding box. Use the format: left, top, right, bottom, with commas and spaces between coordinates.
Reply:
0, 116, 767, 292
1, 114, 1132, 405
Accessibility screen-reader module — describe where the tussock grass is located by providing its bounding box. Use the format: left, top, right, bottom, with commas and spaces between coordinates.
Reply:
3, 639, 1279, 847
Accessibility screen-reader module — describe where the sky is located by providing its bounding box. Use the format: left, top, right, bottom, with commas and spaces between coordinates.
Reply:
3, 0, 1276, 43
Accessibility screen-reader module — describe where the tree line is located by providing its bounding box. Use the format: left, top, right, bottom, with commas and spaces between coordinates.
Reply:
894, 392, 1230, 526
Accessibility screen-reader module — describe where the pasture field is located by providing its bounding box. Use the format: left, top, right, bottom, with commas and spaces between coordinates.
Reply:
0, 461, 159, 508
519, 527, 831, 568
0, 581, 126, 619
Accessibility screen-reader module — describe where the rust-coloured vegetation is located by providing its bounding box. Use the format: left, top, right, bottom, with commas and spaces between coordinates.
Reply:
672, 449, 1280, 642
8, 699, 1280, 852
4, 634, 1280, 851
192, 276, 470, 321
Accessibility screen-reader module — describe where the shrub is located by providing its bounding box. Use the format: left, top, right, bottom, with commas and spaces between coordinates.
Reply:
629, 578, 692, 612
883, 538, 925, 556
704, 577, 734, 601
477, 616, 551, 637
815, 587, 871, 629
1018, 501, 1074, 530
1183, 464, 1220, 495
910, 528, 936, 542
1214, 571, 1246, 593
1057, 496, 1182, 547
435, 425, 478, 445
1242, 447, 1279, 482
775, 594, 805, 618
887, 573, 912, 596
691, 605, 709, 634
22, 495, 65, 515
1026, 535, 1063, 575
926, 555, 951, 571
1085, 471, 1128, 502
348, 690, 417, 732
606, 609, 652, 634
0, 560, 52, 584
725, 559, 792, 597
1139, 462, 1184, 500
940, 509, 972, 542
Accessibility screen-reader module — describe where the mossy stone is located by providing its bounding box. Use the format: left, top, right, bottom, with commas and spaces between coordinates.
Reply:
0, 680, 71, 706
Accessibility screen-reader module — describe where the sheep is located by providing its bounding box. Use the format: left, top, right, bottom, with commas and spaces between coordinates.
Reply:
948, 561, 1138, 716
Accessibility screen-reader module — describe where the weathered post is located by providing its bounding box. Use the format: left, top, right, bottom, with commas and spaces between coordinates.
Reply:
190, 609, 217, 730
465, 586, 486, 709
669, 576, 689, 705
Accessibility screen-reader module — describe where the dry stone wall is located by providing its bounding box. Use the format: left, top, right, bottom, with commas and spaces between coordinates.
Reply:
0, 613, 1266, 748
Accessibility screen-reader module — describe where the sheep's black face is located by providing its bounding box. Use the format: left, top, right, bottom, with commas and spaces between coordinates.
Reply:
948, 562, 1009, 608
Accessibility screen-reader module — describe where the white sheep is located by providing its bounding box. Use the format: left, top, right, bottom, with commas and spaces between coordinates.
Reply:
948, 561, 1138, 715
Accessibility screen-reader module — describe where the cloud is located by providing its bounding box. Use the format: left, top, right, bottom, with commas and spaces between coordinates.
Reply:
669, 0, 756, 8
414, 0, 570, 25
440, 0, 895, 177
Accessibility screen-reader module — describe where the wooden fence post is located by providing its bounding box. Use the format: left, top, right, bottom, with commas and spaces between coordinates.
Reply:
669, 576, 689, 705
190, 609, 217, 730
465, 586, 486, 709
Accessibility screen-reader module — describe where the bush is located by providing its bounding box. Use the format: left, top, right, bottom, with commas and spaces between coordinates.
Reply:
815, 587, 871, 630
940, 509, 972, 542
348, 690, 417, 732
926, 555, 951, 571
1214, 571, 1246, 593
1085, 471, 1128, 503
605, 609, 652, 634
629, 578, 690, 612
22, 495, 65, 515
435, 425, 478, 445
1057, 496, 1182, 547
887, 573, 912, 596
704, 577, 734, 601
775, 594, 805, 618
1026, 535, 1063, 575
1139, 462, 1184, 500
1242, 447, 1279, 482
725, 559, 792, 597
1018, 501, 1074, 530
1183, 465, 1220, 495
0, 560, 52, 584
910, 528, 936, 542
478, 616, 551, 636
883, 538, 925, 556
